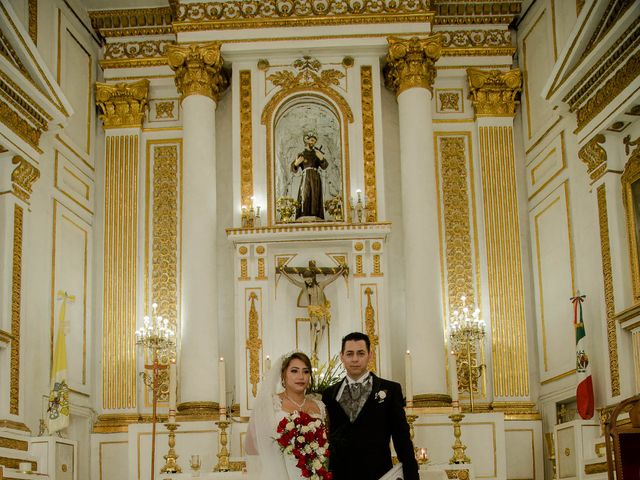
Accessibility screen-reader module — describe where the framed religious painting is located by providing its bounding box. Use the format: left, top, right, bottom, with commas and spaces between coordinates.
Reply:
270, 94, 348, 224
622, 138, 640, 303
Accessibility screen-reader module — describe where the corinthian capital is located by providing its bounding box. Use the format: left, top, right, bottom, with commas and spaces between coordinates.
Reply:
166, 42, 229, 102
467, 68, 522, 117
383, 34, 442, 96
96, 79, 150, 129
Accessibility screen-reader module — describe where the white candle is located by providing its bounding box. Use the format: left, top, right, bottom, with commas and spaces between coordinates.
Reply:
219, 357, 227, 420
265, 355, 271, 372
405, 350, 413, 407
448, 352, 459, 404
168, 361, 176, 422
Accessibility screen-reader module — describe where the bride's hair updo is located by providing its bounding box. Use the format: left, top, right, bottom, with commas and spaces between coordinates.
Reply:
281, 352, 313, 387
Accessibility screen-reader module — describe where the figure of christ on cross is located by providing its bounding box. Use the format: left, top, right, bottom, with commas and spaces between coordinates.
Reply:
277, 260, 348, 366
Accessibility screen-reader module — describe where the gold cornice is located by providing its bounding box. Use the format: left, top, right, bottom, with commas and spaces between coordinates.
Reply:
101, 40, 174, 67
433, 1, 521, 25
578, 134, 607, 182
467, 68, 521, 117
384, 34, 443, 96
11, 156, 39, 203
96, 79, 150, 129
88, 7, 173, 39
174, 1, 433, 31
165, 42, 228, 102
576, 50, 640, 132
0, 99, 42, 151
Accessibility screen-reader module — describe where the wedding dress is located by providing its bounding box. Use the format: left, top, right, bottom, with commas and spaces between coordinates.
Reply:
245, 355, 328, 480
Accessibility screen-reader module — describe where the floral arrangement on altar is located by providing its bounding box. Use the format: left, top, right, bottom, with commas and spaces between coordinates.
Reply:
276, 410, 332, 480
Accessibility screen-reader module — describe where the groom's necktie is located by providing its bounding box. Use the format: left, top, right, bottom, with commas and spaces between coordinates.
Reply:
339, 380, 371, 422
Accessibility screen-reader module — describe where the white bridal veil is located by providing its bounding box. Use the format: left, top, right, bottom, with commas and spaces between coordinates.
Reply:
245, 354, 289, 479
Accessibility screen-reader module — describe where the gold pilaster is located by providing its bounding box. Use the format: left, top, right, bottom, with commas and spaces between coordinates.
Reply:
596, 185, 621, 397
239, 70, 253, 209
478, 125, 529, 399
360, 66, 377, 222
383, 34, 442, 96
96, 80, 150, 129
103, 134, 139, 409
166, 43, 229, 102
467, 68, 521, 117
10, 204, 23, 415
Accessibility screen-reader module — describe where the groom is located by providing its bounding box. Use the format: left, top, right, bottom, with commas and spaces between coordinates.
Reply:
322, 332, 419, 480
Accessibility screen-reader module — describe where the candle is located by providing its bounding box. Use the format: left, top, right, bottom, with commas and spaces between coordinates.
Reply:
168, 361, 176, 422
405, 350, 413, 407
265, 355, 271, 372
219, 357, 226, 420
448, 351, 459, 404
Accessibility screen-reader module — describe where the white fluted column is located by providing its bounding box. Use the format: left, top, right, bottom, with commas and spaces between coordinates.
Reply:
167, 42, 228, 414
385, 35, 448, 404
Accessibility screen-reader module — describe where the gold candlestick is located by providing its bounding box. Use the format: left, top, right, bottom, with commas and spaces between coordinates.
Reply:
160, 422, 182, 473
449, 413, 471, 464
214, 420, 230, 472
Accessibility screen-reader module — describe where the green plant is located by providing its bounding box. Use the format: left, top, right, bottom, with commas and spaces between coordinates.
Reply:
309, 355, 345, 395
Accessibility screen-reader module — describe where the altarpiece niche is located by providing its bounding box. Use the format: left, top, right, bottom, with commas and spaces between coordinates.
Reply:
274, 95, 345, 223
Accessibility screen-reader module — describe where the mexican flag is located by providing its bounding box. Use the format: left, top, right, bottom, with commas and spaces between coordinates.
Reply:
572, 294, 594, 420
47, 292, 73, 433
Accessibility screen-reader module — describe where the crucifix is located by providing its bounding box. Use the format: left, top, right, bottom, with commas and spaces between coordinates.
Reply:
277, 260, 348, 366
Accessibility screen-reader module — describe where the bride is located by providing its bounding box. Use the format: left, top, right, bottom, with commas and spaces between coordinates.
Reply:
245, 352, 330, 479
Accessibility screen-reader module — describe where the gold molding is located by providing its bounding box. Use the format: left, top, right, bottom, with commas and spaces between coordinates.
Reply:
227, 221, 391, 236
621, 136, 640, 303
166, 42, 229, 102
11, 155, 39, 202
440, 29, 514, 56
363, 286, 379, 373
479, 126, 529, 398
103, 134, 139, 410
100, 40, 174, 69
0, 436, 28, 450
176, 401, 219, 416
384, 34, 442, 96
0, 419, 29, 432
95, 79, 149, 129
576, 51, 640, 132
10, 204, 23, 415
540, 369, 576, 385
28, 0, 37, 45
433, 1, 520, 25
584, 462, 607, 475
246, 291, 262, 398
360, 66, 378, 222
174, 1, 433, 31
412, 393, 452, 407
597, 184, 621, 397
151, 145, 179, 339
240, 70, 253, 208
467, 68, 522, 117
438, 135, 476, 309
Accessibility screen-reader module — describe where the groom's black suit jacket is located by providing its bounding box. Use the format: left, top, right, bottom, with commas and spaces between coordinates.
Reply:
322, 373, 419, 480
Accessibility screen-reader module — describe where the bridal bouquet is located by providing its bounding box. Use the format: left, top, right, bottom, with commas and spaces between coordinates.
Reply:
276, 410, 332, 479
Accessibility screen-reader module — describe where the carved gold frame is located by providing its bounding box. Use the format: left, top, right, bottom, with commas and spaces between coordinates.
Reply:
621, 149, 640, 303
263, 90, 352, 226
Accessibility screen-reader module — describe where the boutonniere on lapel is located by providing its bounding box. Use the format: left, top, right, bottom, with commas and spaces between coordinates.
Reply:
374, 390, 387, 403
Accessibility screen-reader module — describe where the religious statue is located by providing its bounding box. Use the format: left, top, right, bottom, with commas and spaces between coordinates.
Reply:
277, 260, 348, 366
291, 133, 329, 221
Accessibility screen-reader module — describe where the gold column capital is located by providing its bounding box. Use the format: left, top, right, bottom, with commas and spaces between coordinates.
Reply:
383, 34, 442, 96
166, 42, 229, 102
11, 155, 39, 202
467, 68, 522, 117
96, 79, 150, 129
